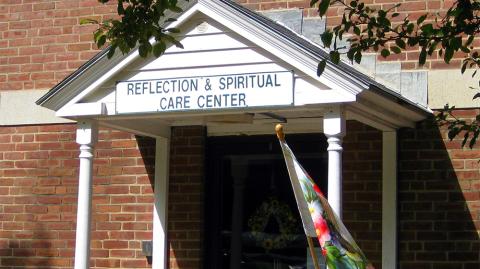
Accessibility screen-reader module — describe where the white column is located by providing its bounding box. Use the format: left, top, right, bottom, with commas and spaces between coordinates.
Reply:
152, 137, 170, 269
382, 131, 397, 269
74, 121, 98, 269
323, 107, 346, 217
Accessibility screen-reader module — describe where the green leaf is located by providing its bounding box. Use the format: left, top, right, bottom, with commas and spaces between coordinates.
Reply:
444, 47, 454, 64
330, 51, 340, 64
97, 35, 107, 48
395, 39, 406, 49
354, 51, 362, 64
166, 27, 180, 33
94, 30, 103, 42
461, 61, 468, 74
448, 127, 459, 140
417, 14, 427, 24
80, 18, 98, 25
419, 48, 427, 66
406, 23, 414, 34
391, 46, 402, 54
460, 46, 471, 53
451, 37, 462, 50
317, 60, 327, 76
462, 131, 469, 147
117, 1, 125, 15
321, 32, 334, 48
421, 24, 434, 35
172, 39, 183, 49
466, 35, 474, 47
469, 130, 479, 149
407, 37, 418, 46
138, 43, 151, 58
354, 26, 361, 35
153, 42, 167, 57
107, 46, 116, 59
318, 0, 331, 17
168, 6, 183, 13
381, 48, 390, 58
347, 49, 355, 61
428, 41, 439, 55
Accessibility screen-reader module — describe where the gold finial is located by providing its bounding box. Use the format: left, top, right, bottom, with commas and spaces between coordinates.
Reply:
275, 124, 285, 141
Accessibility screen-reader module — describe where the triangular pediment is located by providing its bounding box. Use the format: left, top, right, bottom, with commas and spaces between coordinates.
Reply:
38, 0, 429, 135
78, 14, 353, 114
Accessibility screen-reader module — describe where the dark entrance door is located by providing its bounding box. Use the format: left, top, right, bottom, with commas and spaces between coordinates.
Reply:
205, 134, 328, 269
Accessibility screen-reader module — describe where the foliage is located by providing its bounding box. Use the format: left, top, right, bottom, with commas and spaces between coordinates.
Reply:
436, 104, 480, 148
80, 0, 186, 58
311, 0, 480, 147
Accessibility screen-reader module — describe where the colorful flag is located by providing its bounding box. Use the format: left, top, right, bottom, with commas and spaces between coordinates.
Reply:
276, 125, 374, 269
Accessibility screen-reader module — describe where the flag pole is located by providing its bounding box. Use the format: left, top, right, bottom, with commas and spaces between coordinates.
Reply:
307, 237, 321, 269
275, 124, 321, 269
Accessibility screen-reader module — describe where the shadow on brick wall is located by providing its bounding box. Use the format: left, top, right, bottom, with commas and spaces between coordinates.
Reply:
398, 120, 480, 268
167, 126, 205, 269
135, 135, 157, 265
135, 135, 156, 187
1, 223, 72, 268
343, 121, 383, 268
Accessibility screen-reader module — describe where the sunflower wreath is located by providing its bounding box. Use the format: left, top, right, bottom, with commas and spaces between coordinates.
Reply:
247, 197, 298, 251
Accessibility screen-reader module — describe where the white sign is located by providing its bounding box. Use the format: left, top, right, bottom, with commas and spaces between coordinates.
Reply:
115, 71, 294, 114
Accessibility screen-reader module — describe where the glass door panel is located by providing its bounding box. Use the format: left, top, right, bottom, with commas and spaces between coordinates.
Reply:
205, 135, 328, 269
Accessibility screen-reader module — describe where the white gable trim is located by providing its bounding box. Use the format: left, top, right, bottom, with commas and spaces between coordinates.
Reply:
197, 1, 367, 95
59, 5, 201, 112
52, 1, 368, 117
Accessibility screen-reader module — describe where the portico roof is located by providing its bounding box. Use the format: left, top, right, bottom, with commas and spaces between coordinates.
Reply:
37, 0, 431, 136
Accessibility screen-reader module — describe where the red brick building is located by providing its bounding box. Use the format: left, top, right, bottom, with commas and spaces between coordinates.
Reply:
0, 1, 479, 269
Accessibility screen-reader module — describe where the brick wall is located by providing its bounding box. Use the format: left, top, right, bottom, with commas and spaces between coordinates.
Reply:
0, 0, 467, 93
0, 124, 156, 268
343, 117, 480, 268
167, 126, 205, 269
398, 112, 480, 269
0, 0, 114, 91
343, 121, 383, 268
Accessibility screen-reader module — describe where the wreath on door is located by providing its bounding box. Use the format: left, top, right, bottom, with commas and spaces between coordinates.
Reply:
247, 197, 299, 251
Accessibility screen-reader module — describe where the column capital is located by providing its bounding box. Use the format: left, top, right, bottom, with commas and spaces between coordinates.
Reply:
76, 120, 98, 146
326, 136, 343, 152
323, 106, 346, 138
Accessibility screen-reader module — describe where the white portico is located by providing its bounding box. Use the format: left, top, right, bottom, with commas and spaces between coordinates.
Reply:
37, 1, 430, 268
